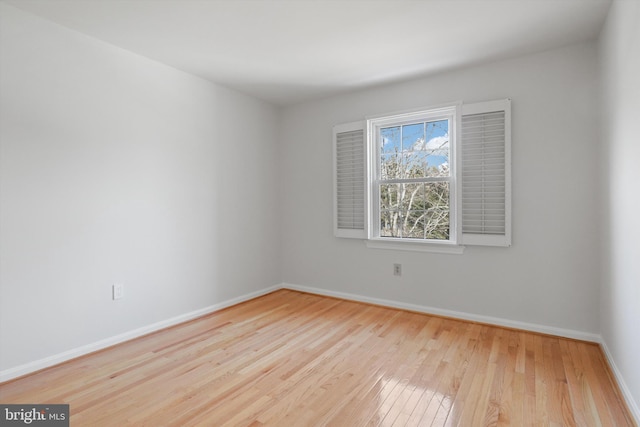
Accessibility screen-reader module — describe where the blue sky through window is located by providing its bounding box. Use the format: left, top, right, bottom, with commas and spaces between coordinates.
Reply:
381, 119, 449, 168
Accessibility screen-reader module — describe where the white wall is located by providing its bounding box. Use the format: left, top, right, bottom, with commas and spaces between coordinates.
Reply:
0, 4, 280, 373
280, 42, 601, 336
599, 0, 640, 418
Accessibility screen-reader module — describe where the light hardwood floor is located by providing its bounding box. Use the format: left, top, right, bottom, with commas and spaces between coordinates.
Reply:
0, 290, 635, 426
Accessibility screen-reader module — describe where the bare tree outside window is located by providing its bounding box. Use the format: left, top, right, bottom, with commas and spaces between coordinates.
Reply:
378, 120, 450, 240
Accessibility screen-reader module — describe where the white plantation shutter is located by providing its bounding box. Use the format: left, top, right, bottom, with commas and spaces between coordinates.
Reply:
461, 99, 511, 246
333, 121, 367, 238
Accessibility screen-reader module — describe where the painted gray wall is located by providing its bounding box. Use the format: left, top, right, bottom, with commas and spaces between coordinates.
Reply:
0, 3, 281, 371
279, 43, 601, 335
599, 0, 640, 417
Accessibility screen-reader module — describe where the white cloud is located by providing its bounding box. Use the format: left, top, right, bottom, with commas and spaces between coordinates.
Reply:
412, 134, 449, 155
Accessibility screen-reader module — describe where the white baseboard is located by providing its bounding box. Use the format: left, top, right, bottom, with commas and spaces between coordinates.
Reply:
281, 282, 601, 342
0, 285, 280, 383
599, 339, 640, 424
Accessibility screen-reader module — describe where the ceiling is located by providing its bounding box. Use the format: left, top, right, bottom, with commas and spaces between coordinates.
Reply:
4, 0, 612, 106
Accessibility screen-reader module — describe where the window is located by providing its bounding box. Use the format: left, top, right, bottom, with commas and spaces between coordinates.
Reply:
369, 106, 458, 244
333, 99, 511, 251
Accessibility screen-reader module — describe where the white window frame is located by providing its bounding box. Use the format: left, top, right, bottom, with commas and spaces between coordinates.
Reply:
366, 104, 462, 252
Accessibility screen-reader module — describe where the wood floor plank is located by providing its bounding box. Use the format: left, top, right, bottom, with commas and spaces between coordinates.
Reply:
0, 289, 635, 426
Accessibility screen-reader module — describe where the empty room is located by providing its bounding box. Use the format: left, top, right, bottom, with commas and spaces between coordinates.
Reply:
0, 0, 638, 425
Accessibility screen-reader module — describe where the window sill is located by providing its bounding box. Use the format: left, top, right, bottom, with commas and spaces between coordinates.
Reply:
365, 239, 465, 254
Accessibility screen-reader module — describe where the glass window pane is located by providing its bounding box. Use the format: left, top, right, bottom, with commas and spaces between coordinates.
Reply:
381, 126, 401, 154
398, 183, 425, 213
401, 183, 428, 239
380, 210, 400, 237
380, 153, 401, 180
379, 183, 400, 211
404, 150, 430, 178
424, 182, 449, 240
425, 119, 450, 176
404, 211, 425, 238
402, 123, 424, 153
424, 182, 449, 210
425, 208, 449, 240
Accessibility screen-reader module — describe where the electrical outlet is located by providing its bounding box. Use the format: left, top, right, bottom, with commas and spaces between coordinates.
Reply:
112, 284, 124, 300
393, 263, 402, 276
